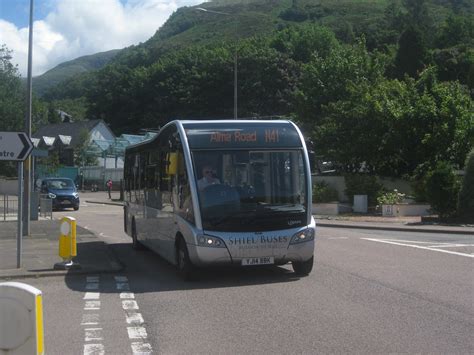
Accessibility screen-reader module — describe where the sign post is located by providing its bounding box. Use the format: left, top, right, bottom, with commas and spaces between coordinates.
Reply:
0, 131, 34, 268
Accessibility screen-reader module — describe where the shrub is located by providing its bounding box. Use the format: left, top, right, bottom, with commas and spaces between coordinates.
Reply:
457, 149, 474, 221
313, 181, 339, 203
377, 189, 405, 205
344, 174, 382, 206
425, 161, 461, 218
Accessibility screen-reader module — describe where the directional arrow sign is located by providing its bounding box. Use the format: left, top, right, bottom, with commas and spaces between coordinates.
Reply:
0, 132, 34, 161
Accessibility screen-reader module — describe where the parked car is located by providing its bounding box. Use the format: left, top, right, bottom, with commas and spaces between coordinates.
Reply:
40, 177, 80, 211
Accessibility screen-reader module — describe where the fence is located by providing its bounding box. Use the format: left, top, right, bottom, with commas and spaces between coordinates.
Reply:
0, 194, 19, 221
80, 167, 123, 191
0, 194, 52, 221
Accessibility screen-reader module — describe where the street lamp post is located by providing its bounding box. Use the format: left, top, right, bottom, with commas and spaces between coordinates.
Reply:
23, 0, 34, 236
196, 7, 238, 119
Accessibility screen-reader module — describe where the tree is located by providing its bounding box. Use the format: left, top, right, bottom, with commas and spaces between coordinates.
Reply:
425, 161, 460, 218
394, 26, 428, 78
294, 39, 386, 126
0, 45, 24, 132
457, 149, 474, 220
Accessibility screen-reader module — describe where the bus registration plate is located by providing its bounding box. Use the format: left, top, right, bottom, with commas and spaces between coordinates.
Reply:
241, 257, 274, 266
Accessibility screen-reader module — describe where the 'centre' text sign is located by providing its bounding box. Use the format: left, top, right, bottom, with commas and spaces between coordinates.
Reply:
0, 132, 33, 161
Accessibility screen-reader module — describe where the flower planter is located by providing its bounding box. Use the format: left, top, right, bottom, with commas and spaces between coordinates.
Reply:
312, 203, 340, 215
382, 204, 431, 217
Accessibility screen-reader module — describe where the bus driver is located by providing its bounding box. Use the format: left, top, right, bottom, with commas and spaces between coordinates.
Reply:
197, 165, 221, 191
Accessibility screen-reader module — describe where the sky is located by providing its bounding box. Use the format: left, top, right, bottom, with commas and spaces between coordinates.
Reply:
0, 0, 204, 77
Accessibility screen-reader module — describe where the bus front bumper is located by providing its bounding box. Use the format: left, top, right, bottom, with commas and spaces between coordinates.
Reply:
187, 240, 314, 268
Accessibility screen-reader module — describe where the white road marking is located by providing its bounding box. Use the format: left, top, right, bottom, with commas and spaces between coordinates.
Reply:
123, 300, 139, 310
86, 283, 99, 290
84, 292, 100, 300
120, 292, 135, 299
127, 327, 148, 340
131, 342, 153, 354
83, 343, 104, 355
362, 238, 474, 258
115, 276, 129, 282
81, 314, 100, 325
126, 312, 144, 325
85, 328, 103, 342
117, 282, 130, 290
426, 244, 474, 248
84, 301, 101, 310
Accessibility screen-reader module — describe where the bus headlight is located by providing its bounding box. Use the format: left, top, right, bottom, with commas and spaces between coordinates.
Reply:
289, 228, 314, 245
197, 235, 226, 248
48, 192, 56, 199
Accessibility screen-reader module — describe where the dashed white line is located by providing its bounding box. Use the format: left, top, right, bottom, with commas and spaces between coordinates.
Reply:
85, 328, 103, 342
115, 276, 129, 282
131, 342, 153, 355
114, 277, 154, 354
83, 343, 104, 355
127, 327, 148, 340
86, 283, 99, 290
126, 312, 144, 325
84, 292, 100, 300
123, 300, 139, 310
116, 282, 130, 290
81, 314, 100, 326
84, 301, 101, 310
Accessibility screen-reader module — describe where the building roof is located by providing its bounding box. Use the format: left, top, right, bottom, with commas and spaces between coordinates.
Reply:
33, 119, 111, 147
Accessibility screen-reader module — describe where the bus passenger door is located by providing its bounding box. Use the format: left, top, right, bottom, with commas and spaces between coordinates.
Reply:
154, 126, 179, 263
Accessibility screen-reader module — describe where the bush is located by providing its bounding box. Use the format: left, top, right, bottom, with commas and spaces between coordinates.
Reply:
377, 189, 405, 205
458, 149, 474, 221
344, 174, 382, 206
313, 181, 339, 203
425, 161, 461, 218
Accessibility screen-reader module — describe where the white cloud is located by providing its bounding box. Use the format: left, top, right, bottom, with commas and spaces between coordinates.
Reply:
0, 0, 204, 76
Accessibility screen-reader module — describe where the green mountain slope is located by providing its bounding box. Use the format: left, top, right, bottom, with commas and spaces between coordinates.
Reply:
32, 49, 120, 96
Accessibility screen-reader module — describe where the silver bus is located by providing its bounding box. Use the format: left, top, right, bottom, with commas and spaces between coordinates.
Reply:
123, 120, 315, 279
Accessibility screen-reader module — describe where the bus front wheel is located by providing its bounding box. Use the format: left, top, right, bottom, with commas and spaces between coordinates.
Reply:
177, 239, 195, 281
292, 256, 314, 276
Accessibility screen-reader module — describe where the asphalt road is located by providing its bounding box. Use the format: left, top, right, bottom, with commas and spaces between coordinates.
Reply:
24, 201, 474, 354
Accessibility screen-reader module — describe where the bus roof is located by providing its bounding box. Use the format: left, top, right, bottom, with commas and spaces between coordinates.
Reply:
182, 120, 303, 149
125, 120, 304, 151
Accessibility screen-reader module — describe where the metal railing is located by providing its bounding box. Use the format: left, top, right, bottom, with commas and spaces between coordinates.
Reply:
39, 195, 53, 219
0, 194, 52, 221
0, 194, 19, 221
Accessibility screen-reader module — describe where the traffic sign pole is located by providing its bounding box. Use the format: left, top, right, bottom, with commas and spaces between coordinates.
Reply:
23, 0, 34, 237
17, 162, 23, 268
0, 131, 33, 268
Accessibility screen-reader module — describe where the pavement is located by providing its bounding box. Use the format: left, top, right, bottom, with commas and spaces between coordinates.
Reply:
1, 190, 472, 279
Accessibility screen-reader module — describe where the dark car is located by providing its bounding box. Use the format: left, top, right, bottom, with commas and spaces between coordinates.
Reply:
40, 177, 80, 211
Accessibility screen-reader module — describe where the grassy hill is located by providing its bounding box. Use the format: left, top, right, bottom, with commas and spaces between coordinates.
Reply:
42, 0, 470, 100
32, 49, 120, 96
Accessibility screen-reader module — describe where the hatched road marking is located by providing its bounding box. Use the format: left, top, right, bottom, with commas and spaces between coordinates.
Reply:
362, 238, 474, 258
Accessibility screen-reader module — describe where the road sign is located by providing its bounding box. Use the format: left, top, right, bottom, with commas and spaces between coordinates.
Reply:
0, 132, 34, 161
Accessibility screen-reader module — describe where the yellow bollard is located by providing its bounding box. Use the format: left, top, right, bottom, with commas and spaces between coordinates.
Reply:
0, 282, 44, 354
54, 216, 80, 270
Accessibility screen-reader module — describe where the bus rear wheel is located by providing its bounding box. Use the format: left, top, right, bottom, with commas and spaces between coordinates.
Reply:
292, 256, 314, 276
177, 239, 195, 281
